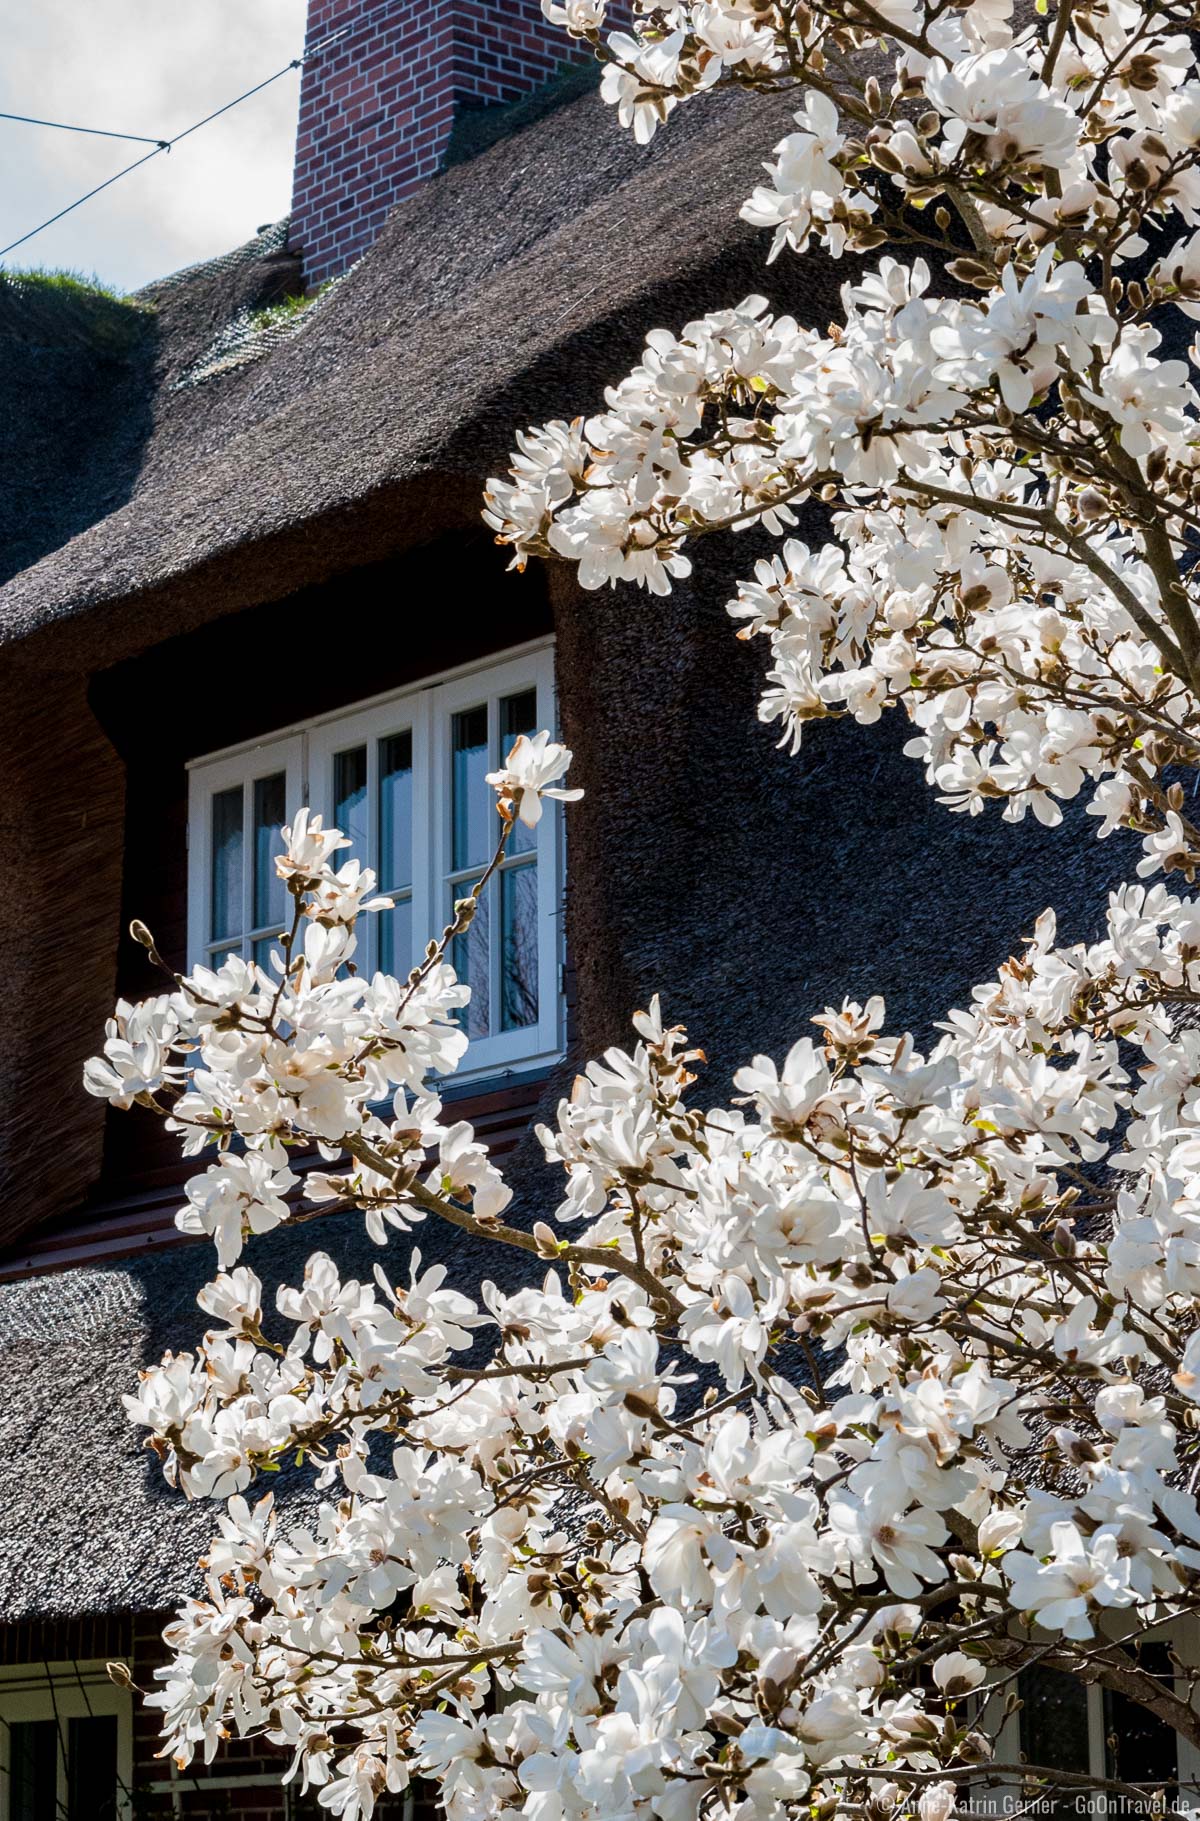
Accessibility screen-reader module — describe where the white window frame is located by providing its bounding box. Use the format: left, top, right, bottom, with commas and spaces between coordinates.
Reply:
187, 639, 563, 1083
0, 1658, 133, 1821
187, 736, 304, 972
429, 649, 563, 1076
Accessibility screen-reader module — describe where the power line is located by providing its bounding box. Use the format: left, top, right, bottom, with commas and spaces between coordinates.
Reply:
0, 0, 415, 264
0, 55, 306, 262
0, 110, 168, 148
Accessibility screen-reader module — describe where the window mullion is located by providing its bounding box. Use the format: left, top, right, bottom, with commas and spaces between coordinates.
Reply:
242, 777, 254, 962
489, 691, 502, 1041
366, 733, 380, 979
417, 689, 437, 981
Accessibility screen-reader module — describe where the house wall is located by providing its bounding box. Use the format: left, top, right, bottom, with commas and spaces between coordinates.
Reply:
0, 672, 124, 1226
291, 0, 599, 286
0, 506, 1152, 1255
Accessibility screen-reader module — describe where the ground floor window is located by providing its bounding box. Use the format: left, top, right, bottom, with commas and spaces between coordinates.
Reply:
1012, 1648, 1194, 1819
0, 1659, 131, 1821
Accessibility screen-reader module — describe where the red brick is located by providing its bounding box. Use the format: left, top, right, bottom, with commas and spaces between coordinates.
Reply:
289, 0, 624, 286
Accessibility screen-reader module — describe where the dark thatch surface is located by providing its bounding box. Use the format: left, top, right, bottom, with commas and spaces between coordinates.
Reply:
0, 75, 1149, 1620
0, 79, 821, 666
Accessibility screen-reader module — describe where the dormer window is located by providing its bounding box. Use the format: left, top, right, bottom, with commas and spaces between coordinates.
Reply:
187, 641, 564, 1080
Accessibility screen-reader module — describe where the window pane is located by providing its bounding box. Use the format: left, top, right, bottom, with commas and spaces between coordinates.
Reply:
1019, 1666, 1091, 1820
501, 861, 539, 1031
379, 894, 413, 979
253, 771, 287, 933
334, 745, 369, 858
211, 785, 243, 943
380, 731, 413, 891
69, 1715, 118, 1821
9, 1718, 58, 1821
452, 705, 491, 872
450, 880, 490, 1040
1104, 1644, 1177, 1811
501, 688, 539, 857
253, 934, 279, 975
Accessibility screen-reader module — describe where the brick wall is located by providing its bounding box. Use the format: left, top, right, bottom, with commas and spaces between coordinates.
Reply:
291, 0, 595, 286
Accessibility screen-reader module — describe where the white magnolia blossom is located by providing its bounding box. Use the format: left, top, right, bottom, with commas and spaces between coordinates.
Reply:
86, 5, 1200, 1820
90, 795, 1200, 1818
496, 0, 1200, 887
485, 731, 584, 827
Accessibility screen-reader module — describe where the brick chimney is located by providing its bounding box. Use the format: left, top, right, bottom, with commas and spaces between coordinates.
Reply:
291, 0, 595, 286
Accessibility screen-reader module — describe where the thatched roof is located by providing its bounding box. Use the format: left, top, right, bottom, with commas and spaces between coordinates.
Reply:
0, 77, 825, 672
0, 72, 1150, 1623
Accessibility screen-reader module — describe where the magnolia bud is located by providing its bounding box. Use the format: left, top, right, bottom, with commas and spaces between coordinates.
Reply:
1077, 487, 1107, 521
1052, 1219, 1077, 1257
532, 1221, 560, 1258
947, 257, 995, 289
868, 141, 904, 173
129, 919, 155, 950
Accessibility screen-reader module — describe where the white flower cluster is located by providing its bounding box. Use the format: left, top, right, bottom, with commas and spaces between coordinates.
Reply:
91, 782, 1200, 1817
499, 1, 1200, 881
83, 4, 1200, 1816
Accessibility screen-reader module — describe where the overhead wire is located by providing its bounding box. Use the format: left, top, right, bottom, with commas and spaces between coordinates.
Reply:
0, 111, 168, 147
0, 0, 423, 265
0, 51, 316, 262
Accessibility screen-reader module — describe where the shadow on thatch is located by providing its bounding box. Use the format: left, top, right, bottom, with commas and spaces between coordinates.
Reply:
0, 277, 157, 587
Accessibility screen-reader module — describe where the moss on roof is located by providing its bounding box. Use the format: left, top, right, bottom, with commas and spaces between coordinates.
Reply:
1, 264, 127, 300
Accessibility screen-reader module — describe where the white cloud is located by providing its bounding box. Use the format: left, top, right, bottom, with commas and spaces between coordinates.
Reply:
0, 0, 306, 293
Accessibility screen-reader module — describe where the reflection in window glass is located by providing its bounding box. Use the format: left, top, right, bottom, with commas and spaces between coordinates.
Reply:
9, 1718, 57, 1821
334, 745, 369, 859
1019, 1665, 1091, 1821
253, 772, 287, 934
380, 732, 413, 891
379, 733, 414, 978
501, 688, 539, 858
253, 935, 278, 973
451, 881, 490, 1039
452, 706, 490, 872
379, 896, 414, 980
211, 786, 243, 944
501, 862, 539, 1030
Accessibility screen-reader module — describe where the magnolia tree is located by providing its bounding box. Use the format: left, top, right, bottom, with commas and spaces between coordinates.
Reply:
84, 1, 1200, 1817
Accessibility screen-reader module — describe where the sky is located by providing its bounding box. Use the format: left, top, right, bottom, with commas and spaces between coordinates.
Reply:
0, 0, 307, 295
